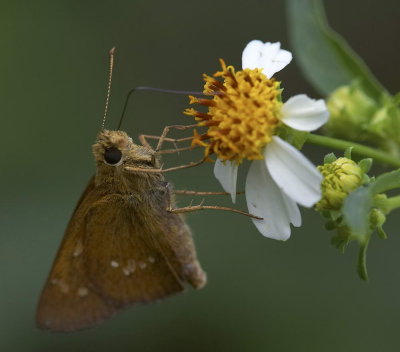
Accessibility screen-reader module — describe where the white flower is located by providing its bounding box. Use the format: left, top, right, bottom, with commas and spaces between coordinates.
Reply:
214, 40, 329, 240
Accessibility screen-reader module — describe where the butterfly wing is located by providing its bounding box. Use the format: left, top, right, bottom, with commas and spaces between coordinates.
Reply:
82, 192, 186, 306
36, 177, 185, 332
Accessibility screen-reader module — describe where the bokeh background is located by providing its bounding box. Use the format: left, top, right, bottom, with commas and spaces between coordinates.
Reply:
1, 0, 400, 351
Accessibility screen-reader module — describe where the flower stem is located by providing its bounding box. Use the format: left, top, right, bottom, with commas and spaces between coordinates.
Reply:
383, 195, 400, 213
306, 134, 400, 168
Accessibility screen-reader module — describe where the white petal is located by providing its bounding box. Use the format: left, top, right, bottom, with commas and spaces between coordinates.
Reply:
245, 160, 301, 241
242, 40, 292, 78
242, 40, 265, 70
265, 137, 322, 207
214, 159, 238, 203
281, 94, 329, 131
282, 190, 302, 227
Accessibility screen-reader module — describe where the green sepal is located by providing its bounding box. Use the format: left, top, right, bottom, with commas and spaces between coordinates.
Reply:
361, 174, 371, 185
321, 210, 331, 218
344, 147, 353, 159
324, 221, 336, 231
278, 125, 309, 150
358, 158, 373, 174
323, 152, 337, 164
330, 226, 351, 253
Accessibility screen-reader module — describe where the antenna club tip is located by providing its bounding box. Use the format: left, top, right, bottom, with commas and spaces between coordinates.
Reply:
109, 47, 116, 55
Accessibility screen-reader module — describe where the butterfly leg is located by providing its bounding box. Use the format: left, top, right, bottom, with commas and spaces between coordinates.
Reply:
168, 204, 263, 220
162, 183, 207, 289
139, 124, 206, 155
165, 185, 262, 220
155, 124, 198, 152
138, 124, 197, 151
138, 134, 192, 150
173, 190, 245, 196
124, 157, 207, 174
139, 134, 196, 154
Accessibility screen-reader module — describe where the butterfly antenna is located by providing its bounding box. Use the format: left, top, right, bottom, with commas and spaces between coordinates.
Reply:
101, 47, 115, 130
117, 86, 206, 130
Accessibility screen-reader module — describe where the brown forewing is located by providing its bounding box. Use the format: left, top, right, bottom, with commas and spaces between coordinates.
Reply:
83, 193, 186, 305
36, 177, 186, 332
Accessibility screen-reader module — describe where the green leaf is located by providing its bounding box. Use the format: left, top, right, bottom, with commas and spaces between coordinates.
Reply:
286, 0, 387, 100
370, 169, 400, 193
393, 92, 400, 105
343, 169, 400, 236
342, 187, 373, 239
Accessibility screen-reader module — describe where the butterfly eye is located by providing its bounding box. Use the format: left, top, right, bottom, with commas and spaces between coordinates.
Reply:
104, 147, 122, 165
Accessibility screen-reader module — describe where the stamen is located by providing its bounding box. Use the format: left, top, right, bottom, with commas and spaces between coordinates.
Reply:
186, 59, 283, 163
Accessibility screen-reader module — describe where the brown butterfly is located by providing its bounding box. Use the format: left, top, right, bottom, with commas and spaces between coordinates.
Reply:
36, 129, 207, 332
36, 48, 206, 332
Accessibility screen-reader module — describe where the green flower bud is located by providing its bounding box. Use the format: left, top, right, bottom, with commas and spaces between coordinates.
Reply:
316, 157, 363, 211
369, 208, 386, 229
326, 82, 378, 142
326, 82, 400, 157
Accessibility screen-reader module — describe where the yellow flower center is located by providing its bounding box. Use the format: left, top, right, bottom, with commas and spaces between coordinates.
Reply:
184, 59, 282, 163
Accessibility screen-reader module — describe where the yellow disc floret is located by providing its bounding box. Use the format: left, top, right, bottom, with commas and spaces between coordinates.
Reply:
185, 59, 282, 163
317, 157, 363, 211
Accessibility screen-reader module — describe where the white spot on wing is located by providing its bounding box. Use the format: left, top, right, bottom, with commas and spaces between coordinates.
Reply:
51, 278, 69, 294
122, 259, 136, 276
72, 240, 83, 257
77, 287, 89, 297
110, 260, 119, 268
139, 261, 147, 269
148, 256, 155, 263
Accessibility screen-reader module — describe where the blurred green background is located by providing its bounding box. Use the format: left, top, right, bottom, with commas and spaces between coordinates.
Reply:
2, 0, 400, 351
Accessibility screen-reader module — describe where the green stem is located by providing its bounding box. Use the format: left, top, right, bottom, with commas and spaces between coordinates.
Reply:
357, 240, 370, 281
306, 134, 400, 168
382, 195, 400, 213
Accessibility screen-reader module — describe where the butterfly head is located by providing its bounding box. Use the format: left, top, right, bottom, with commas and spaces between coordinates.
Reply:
92, 130, 158, 169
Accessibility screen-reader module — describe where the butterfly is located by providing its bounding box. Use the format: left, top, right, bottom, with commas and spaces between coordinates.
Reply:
36, 129, 206, 332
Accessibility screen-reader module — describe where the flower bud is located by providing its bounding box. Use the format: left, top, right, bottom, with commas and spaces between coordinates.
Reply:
316, 158, 363, 211
369, 208, 386, 229
325, 83, 378, 142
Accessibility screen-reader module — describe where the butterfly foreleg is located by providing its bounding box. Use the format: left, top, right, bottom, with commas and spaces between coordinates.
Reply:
138, 123, 204, 152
